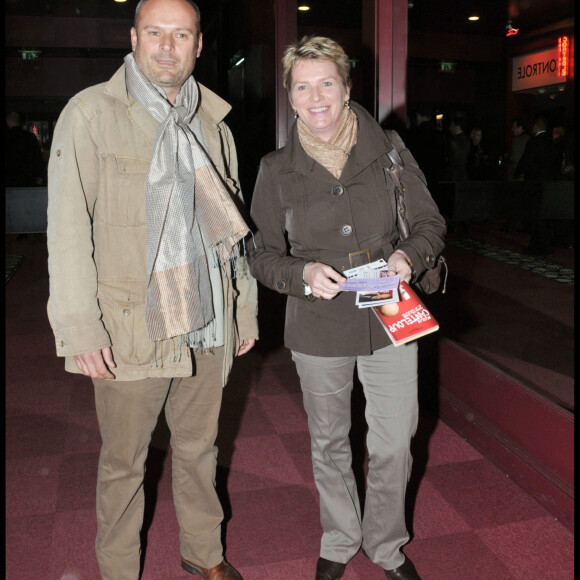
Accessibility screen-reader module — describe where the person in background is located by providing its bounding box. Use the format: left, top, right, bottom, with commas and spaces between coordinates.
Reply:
406, 104, 445, 189
248, 35, 446, 580
515, 115, 558, 255
560, 122, 574, 180
46, 1, 258, 578
515, 114, 556, 181
552, 125, 566, 178
5, 112, 46, 187
507, 118, 530, 180
467, 126, 491, 180
446, 116, 470, 181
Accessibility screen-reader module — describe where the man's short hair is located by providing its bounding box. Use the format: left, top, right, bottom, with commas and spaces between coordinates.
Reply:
533, 115, 548, 132
450, 116, 465, 131
134, 0, 201, 34
415, 104, 433, 119
512, 118, 526, 130
282, 35, 351, 94
6, 112, 21, 127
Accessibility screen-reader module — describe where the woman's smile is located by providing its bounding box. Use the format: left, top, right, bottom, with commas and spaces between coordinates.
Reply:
290, 59, 350, 141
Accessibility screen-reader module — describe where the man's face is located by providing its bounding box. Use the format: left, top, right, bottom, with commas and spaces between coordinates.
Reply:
130, 0, 202, 103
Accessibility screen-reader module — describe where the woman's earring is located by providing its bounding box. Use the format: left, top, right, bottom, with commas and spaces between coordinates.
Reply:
293, 108, 299, 119
344, 100, 351, 109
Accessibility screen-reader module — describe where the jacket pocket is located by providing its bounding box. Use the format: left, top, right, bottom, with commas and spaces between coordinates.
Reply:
100, 154, 149, 226
97, 292, 151, 367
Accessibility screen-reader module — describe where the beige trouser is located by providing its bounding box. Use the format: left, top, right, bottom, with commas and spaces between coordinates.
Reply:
292, 342, 418, 571
92, 348, 225, 580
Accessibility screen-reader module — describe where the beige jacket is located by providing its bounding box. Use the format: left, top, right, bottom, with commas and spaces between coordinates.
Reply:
47, 64, 258, 384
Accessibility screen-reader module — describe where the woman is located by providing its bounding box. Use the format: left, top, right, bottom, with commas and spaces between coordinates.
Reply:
248, 36, 446, 580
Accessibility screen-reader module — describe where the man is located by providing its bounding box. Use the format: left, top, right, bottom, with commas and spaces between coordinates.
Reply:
46, 1, 258, 579
446, 116, 470, 181
508, 118, 530, 180
514, 115, 558, 254
407, 105, 445, 189
5, 111, 46, 187
515, 115, 556, 181
467, 126, 491, 180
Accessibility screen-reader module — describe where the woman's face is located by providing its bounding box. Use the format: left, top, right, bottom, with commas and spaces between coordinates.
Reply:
290, 59, 350, 142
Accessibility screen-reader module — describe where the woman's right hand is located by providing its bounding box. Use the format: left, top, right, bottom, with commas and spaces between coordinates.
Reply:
304, 262, 346, 300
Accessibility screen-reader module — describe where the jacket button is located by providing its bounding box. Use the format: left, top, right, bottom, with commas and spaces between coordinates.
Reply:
340, 224, 353, 236
123, 309, 131, 316
332, 184, 344, 196
56, 149, 61, 157
425, 254, 435, 266
276, 280, 287, 290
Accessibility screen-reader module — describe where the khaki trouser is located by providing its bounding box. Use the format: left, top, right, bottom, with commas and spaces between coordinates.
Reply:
292, 342, 418, 571
93, 348, 225, 580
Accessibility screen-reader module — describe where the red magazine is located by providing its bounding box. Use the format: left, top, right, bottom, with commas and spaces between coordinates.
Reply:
372, 280, 439, 346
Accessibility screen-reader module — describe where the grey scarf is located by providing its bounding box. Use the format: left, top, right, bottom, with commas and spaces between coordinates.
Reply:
124, 53, 249, 343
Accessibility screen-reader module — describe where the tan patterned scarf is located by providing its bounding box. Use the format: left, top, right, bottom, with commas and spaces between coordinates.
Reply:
297, 106, 358, 178
124, 53, 249, 343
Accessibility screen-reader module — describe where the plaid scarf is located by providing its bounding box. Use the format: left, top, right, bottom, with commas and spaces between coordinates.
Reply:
124, 53, 249, 343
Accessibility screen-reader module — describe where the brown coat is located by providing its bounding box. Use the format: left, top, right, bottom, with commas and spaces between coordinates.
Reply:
248, 102, 446, 356
47, 65, 258, 383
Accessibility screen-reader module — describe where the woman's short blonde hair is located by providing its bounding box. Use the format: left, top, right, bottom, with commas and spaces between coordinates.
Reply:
282, 35, 351, 94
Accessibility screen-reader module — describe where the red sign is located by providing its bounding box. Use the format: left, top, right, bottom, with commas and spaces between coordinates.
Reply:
558, 36, 569, 77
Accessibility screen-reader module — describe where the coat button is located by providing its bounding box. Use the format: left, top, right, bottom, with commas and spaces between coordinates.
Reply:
332, 184, 344, 196
340, 224, 353, 236
276, 280, 287, 290
425, 254, 435, 266
123, 309, 131, 316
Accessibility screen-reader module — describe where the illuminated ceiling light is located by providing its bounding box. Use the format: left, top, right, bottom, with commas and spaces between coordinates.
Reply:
468, 15, 480, 21
298, 5, 311, 11
114, 0, 127, 3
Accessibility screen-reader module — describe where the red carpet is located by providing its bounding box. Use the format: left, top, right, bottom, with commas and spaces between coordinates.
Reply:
5, 235, 574, 579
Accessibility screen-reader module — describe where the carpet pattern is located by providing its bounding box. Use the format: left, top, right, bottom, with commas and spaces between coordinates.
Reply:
6, 255, 24, 284
5, 242, 574, 580
447, 239, 574, 284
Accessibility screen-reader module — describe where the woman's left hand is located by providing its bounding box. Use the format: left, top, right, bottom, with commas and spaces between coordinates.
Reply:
386, 250, 413, 283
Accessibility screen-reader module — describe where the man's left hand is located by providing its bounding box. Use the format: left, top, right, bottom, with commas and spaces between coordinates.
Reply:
237, 339, 256, 356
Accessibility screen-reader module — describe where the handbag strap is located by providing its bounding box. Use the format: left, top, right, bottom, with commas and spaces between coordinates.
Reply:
386, 138, 448, 294
385, 147, 411, 240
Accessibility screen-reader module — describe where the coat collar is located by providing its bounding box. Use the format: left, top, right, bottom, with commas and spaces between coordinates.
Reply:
278, 101, 391, 182
103, 63, 231, 139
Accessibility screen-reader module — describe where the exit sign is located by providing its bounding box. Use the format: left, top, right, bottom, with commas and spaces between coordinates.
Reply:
19, 50, 41, 61
440, 61, 456, 73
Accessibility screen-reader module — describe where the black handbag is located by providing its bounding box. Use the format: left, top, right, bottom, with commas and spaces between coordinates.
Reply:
386, 146, 448, 294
